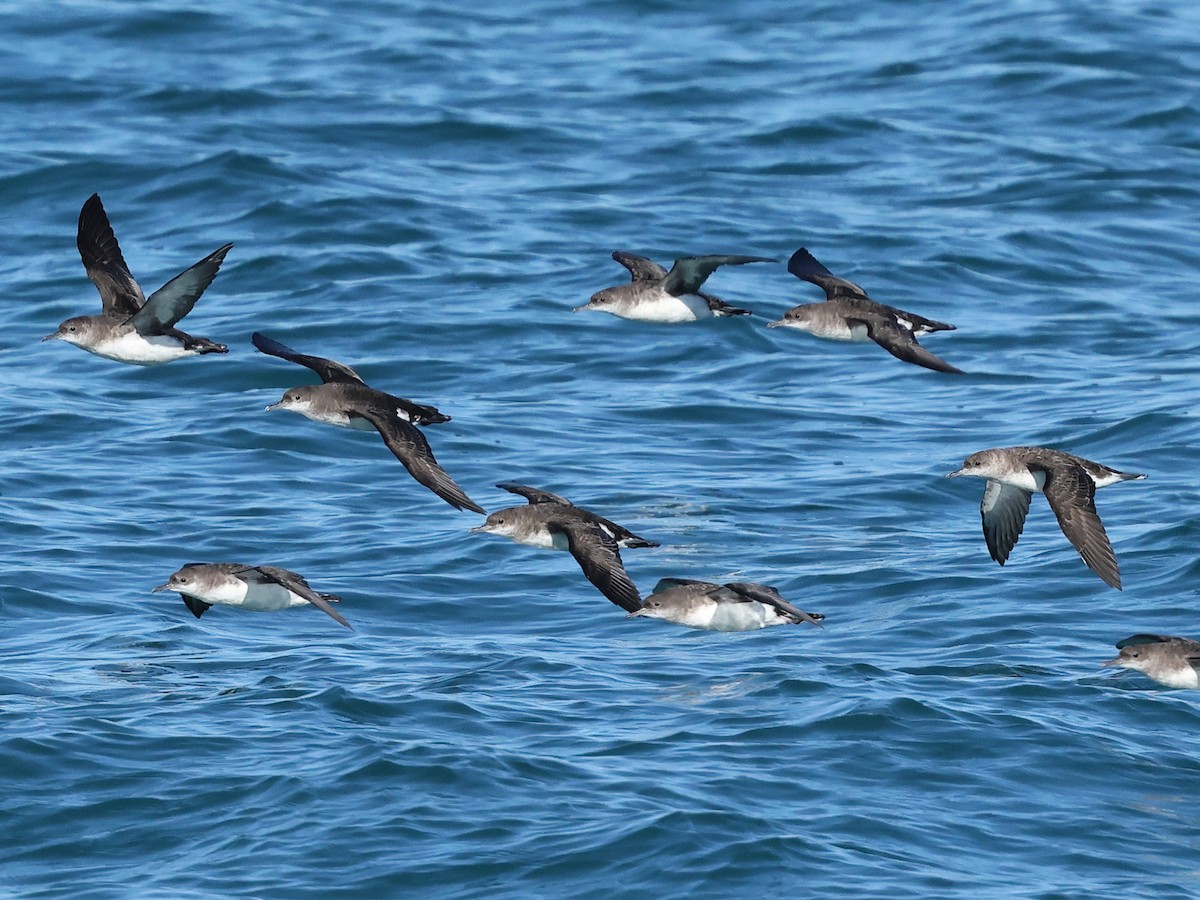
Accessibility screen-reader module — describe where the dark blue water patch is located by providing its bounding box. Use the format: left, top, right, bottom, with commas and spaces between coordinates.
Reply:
134, 85, 285, 115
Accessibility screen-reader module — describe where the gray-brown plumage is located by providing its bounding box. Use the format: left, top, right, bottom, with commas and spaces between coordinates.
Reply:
947, 446, 1145, 589
1104, 634, 1200, 688
152, 562, 350, 629
627, 579, 824, 631
575, 252, 775, 321
254, 332, 449, 426
256, 332, 480, 512
768, 247, 962, 374
489, 482, 659, 549
43, 193, 231, 364
470, 483, 649, 612
608, 251, 754, 317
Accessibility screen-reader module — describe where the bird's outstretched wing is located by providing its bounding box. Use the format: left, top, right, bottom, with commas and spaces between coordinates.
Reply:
253, 565, 351, 629
1042, 463, 1121, 589
979, 480, 1032, 566
77, 193, 145, 316
358, 407, 486, 514
854, 316, 964, 374
180, 594, 212, 619
786, 247, 870, 299
651, 577, 715, 592
555, 519, 643, 613
724, 582, 823, 626
611, 250, 669, 283
129, 243, 233, 335
661, 254, 775, 296
251, 332, 366, 385
495, 482, 574, 506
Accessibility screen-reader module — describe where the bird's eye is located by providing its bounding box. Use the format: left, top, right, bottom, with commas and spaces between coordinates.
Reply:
177, 577, 188, 584
68, 326, 77, 333
497, 518, 505, 525
651, 601, 661, 608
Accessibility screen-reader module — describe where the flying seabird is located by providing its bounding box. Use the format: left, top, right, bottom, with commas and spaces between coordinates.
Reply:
152, 562, 351, 628
946, 446, 1145, 589
575, 251, 774, 322
767, 247, 962, 374
267, 394, 483, 513
471, 482, 648, 612
476, 482, 658, 550
253, 332, 449, 427
43, 193, 231, 364
1104, 634, 1200, 688
627, 579, 824, 631
258, 334, 483, 514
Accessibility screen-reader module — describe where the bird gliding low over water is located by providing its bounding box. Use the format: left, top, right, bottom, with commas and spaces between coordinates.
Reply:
946, 446, 1145, 589
153, 563, 351, 629
43, 193, 231, 365
576, 252, 774, 322
768, 247, 962, 374
628, 579, 824, 632
1104, 634, 1200, 688
471, 482, 653, 613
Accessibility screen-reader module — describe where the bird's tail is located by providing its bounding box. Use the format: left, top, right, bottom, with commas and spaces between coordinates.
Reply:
411, 405, 451, 425
713, 304, 752, 317
790, 609, 825, 627
623, 537, 661, 549
187, 337, 229, 355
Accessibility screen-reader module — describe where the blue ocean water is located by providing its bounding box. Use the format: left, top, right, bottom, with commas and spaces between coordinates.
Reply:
3, 0, 1200, 894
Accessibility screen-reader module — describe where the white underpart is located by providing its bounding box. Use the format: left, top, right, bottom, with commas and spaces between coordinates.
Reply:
707, 601, 787, 631
1006, 468, 1045, 493
645, 598, 717, 629
510, 526, 564, 551
287, 400, 351, 427
480, 520, 564, 550
1155, 666, 1200, 689
1124, 659, 1200, 689
616, 291, 713, 323
79, 332, 193, 365
479, 522, 518, 539
774, 318, 865, 342
651, 599, 787, 631
190, 577, 310, 611
968, 462, 1044, 492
